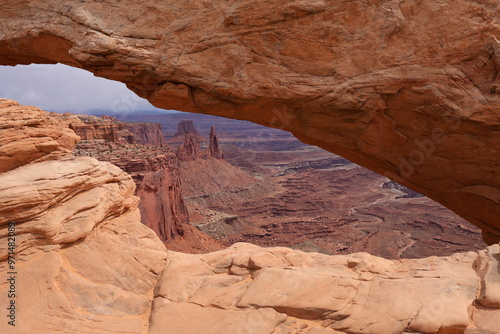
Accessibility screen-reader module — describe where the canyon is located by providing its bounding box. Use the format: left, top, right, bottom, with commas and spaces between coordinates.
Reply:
121, 112, 485, 259
63, 113, 223, 253
0, 0, 499, 333
61, 109, 486, 259
0, 98, 499, 334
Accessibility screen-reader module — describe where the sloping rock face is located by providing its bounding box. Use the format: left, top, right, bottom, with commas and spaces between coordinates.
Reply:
0, 101, 78, 173
153, 242, 500, 334
0, 99, 168, 333
0, 99, 500, 333
1, 0, 498, 243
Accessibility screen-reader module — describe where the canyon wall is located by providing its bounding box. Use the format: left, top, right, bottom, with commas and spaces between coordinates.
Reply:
67, 114, 222, 253
68, 114, 165, 146
126, 122, 166, 146
0, 0, 498, 243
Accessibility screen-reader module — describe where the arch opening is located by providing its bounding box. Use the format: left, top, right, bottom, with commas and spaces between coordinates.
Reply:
0, 63, 490, 257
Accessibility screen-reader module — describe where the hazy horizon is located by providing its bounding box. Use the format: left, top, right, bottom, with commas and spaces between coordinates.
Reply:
0, 63, 179, 115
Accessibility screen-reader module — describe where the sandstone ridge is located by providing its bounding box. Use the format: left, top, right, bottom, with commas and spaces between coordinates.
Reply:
1, 99, 499, 333
0, 0, 498, 242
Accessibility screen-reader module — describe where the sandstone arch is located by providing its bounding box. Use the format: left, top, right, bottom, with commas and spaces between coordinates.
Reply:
0, 0, 499, 243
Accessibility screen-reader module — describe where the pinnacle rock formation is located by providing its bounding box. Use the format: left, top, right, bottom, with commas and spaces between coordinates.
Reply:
67, 113, 222, 253
1, 99, 500, 333
208, 126, 224, 159
176, 133, 203, 162
169, 120, 205, 143
0, 0, 498, 243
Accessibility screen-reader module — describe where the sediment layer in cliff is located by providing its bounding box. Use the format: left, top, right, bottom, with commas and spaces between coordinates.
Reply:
168, 120, 205, 144
64, 114, 166, 146
67, 113, 223, 253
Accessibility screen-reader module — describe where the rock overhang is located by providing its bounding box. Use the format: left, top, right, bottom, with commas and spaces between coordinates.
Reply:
0, 0, 499, 243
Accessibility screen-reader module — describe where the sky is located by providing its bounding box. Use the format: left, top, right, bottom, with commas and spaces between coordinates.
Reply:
0, 63, 175, 114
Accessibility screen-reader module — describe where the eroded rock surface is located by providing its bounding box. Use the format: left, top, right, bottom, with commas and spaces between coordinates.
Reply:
168, 120, 205, 144
68, 114, 222, 253
176, 133, 203, 162
0, 100, 78, 173
0, 99, 499, 333
66, 114, 165, 146
0, 100, 167, 333
208, 126, 224, 159
0, 0, 498, 242
153, 242, 500, 334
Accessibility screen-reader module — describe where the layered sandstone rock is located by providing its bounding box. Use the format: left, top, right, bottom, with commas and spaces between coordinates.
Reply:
64, 114, 165, 146
126, 122, 166, 146
0, 99, 167, 333
153, 242, 500, 334
1, 0, 498, 242
0, 100, 79, 173
69, 114, 222, 253
0, 99, 499, 333
176, 133, 203, 162
175, 123, 224, 161
168, 120, 205, 143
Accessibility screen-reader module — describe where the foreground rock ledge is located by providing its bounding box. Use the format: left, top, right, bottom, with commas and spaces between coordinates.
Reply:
0, 0, 499, 243
0, 99, 499, 333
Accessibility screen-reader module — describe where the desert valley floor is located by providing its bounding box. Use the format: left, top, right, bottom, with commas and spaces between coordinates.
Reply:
114, 112, 485, 259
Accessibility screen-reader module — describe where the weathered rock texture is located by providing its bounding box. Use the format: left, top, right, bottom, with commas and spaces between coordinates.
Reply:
176, 133, 203, 162
0, 0, 498, 243
1, 99, 499, 333
0, 100, 78, 173
168, 120, 205, 143
176, 123, 225, 161
67, 114, 165, 146
69, 114, 222, 253
0, 99, 168, 333
208, 126, 223, 159
126, 122, 166, 146
153, 242, 500, 334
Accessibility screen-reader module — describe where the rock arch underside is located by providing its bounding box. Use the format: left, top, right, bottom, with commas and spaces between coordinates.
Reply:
0, 1, 500, 333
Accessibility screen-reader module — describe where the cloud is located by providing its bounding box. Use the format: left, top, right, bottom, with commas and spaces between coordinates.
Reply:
0, 63, 173, 114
